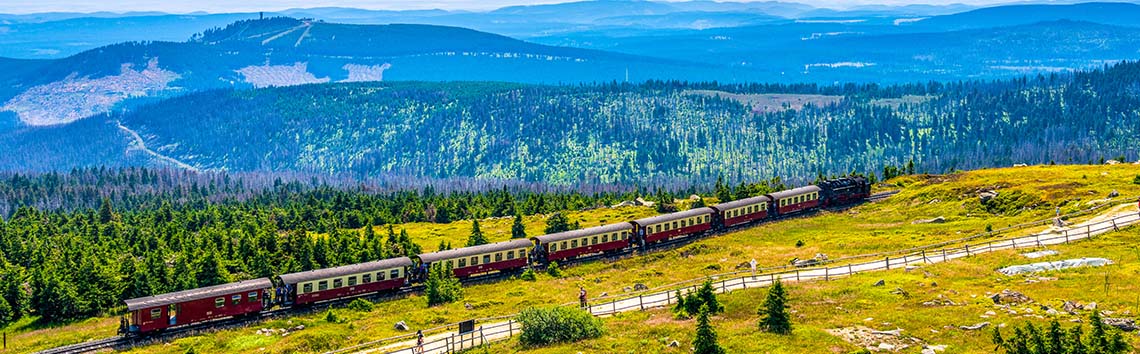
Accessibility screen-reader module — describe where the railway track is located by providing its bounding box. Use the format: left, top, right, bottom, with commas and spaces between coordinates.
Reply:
33, 191, 896, 354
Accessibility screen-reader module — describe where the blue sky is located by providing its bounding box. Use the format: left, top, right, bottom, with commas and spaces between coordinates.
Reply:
0, 0, 1082, 14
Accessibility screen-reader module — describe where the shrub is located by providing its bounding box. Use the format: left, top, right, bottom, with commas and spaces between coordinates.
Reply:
795, 240, 805, 248
425, 263, 463, 306
325, 310, 343, 323
1133, 175, 1140, 185
520, 268, 537, 281
346, 298, 374, 312
546, 261, 563, 278
517, 306, 603, 347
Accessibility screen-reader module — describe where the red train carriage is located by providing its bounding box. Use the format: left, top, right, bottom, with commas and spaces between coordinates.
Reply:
710, 195, 772, 228
631, 207, 715, 245
766, 185, 822, 216
416, 239, 532, 279
277, 257, 413, 306
123, 278, 271, 334
532, 222, 633, 263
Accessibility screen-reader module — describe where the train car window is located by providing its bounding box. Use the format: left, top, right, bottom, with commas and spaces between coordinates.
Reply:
602, 234, 609, 242
249, 291, 259, 303
319, 281, 329, 291
572, 240, 578, 247
550, 243, 557, 252
458, 259, 467, 267
561, 241, 567, 250
672, 221, 678, 229
378, 271, 386, 281
391, 269, 400, 279
363, 274, 372, 283
232, 294, 242, 305
507, 251, 515, 259
303, 283, 312, 293
656, 225, 662, 233
471, 256, 478, 265
592, 236, 598, 245
333, 279, 343, 288
483, 255, 491, 264
348, 276, 357, 286
215, 297, 225, 308
446, 260, 454, 269
150, 308, 162, 319
495, 253, 503, 262
705, 215, 710, 223
681, 220, 688, 227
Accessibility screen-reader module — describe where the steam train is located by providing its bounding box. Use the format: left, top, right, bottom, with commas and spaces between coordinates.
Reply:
122, 177, 869, 334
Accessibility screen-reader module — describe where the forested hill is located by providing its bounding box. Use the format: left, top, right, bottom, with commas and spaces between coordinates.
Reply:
54, 61, 1131, 186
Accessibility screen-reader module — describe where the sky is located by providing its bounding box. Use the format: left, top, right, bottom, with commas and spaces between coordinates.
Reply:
0, 0, 1079, 15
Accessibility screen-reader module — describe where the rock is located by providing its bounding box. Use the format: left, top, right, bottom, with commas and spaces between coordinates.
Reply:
292, 325, 305, 331
878, 343, 896, 350
871, 328, 903, 336
464, 303, 473, 310
1046, 308, 1061, 316
1013, 163, 1028, 167
979, 190, 998, 202
689, 194, 701, 201
864, 318, 874, 322
1107, 160, 1121, 165
922, 349, 936, 354
991, 289, 1031, 305
667, 340, 680, 347
599, 292, 608, 297
1109, 190, 1120, 198
623, 286, 633, 292
926, 344, 947, 352
394, 321, 408, 331
985, 311, 997, 316
905, 265, 920, 271
1085, 302, 1098, 310
873, 279, 886, 287
1103, 318, 1138, 332
930, 282, 938, 287
634, 283, 649, 291
959, 322, 990, 331
1063, 301, 1080, 314
913, 216, 946, 224
735, 262, 752, 270
890, 287, 910, 298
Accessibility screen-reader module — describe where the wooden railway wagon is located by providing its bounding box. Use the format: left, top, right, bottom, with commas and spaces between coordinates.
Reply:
416, 239, 532, 278
532, 222, 633, 263
277, 257, 413, 306
631, 207, 715, 244
710, 195, 772, 228
766, 185, 821, 216
123, 278, 271, 334
818, 177, 871, 206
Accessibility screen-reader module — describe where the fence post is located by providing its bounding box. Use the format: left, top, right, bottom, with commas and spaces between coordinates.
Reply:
922, 250, 927, 264
942, 249, 947, 262
1113, 219, 1119, 232
825, 267, 829, 281
509, 319, 513, 337
885, 256, 890, 270
965, 244, 970, 256
770, 273, 775, 284
639, 295, 644, 311
1065, 229, 1069, 243
1088, 225, 1092, 237
796, 270, 800, 282
849, 264, 853, 275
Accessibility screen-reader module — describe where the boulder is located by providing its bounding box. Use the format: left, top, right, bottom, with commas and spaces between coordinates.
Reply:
979, 191, 999, 202
959, 322, 990, 331
990, 289, 1031, 305
689, 194, 702, 201
913, 216, 946, 224
1086, 302, 1098, 310
1109, 190, 1120, 198
1062, 301, 1080, 314
1102, 318, 1139, 332
633, 283, 649, 291
873, 279, 886, 287
292, 325, 305, 331
667, 340, 680, 347
394, 321, 409, 331
878, 343, 896, 351
871, 328, 903, 336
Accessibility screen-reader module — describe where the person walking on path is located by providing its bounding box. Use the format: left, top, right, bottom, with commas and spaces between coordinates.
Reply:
579, 286, 588, 309
414, 330, 424, 354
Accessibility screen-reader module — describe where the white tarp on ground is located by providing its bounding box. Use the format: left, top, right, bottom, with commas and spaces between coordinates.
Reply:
1021, 250, 1059, 259
998, 258, 1113, 275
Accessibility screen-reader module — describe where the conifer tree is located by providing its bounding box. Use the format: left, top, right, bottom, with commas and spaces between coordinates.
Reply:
693, 304, 725, 354
98, 197, 114, 224
545, 212, 571, 234
467, 219, 488, 246
1088, 311, 1110, 353
511, 214, 527, 239
1046, 320, 1065, 354
759, 280, 791, 334
424, 263, 462, 306
695, 279, 724, 314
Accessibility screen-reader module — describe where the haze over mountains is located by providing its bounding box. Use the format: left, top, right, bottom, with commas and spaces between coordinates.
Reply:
1, 0, 1140, 185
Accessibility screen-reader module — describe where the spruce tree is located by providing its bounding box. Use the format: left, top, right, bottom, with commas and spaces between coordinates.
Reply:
425, 263, 462, 306
1066, 325, 1086, 354
759, 280, 791, 334
98, 197, 114, 224
694, 279, 723, 314
196, 250, 231, 288
692, 304, 726, 354
466, 219, 488, 246
0, 290, 12, 325
511, 214, 527, 239
545, 213, 571, 234
1046, 320, 1064, 354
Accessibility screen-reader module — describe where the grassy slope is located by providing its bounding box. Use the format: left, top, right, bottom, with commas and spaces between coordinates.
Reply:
8, 164, 1140, 353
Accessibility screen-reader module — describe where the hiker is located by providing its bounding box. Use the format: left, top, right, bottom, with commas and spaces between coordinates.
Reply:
414, 330, 424, 354
579, 286, 588, 308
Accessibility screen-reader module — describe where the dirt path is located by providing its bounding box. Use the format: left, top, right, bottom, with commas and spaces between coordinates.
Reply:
117, 122, 199, 172
346, 204, 1140, 354
262, 23, 308, 46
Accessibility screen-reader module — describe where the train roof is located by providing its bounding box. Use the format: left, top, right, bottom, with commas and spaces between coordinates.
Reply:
766, 185, 822, 200
278, 257, 414, 285
532, 222, 633, 244
630, 207, 714, 226
124, 278, 272, 311
416, 239, 533, 264
710, 195, 772, 211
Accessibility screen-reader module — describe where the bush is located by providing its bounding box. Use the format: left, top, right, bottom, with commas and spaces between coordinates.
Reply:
546, 261, 563, 278
346, 298, 374, 312
425, 263, 463, 306
325, 310, 343, 323
517, 306, 604, 347
520, 268, 537, 281
795, 240, 805, 248
1133, 175, 1140, 185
